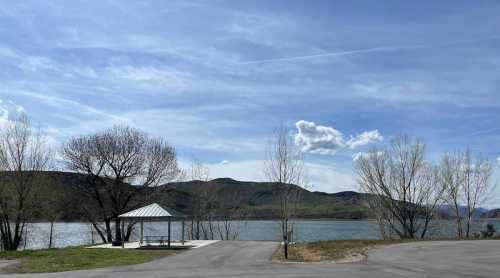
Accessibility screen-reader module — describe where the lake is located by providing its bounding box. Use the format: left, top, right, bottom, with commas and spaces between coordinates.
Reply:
20, 219, 500, 250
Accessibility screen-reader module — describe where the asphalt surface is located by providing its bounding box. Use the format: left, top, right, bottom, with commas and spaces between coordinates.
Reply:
2, 240, 500, 278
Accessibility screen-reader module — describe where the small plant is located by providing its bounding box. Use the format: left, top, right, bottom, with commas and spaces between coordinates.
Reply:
480, 223, 496, 238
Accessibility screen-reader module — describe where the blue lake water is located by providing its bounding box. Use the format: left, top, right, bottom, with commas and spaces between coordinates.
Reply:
20, 219, 500, 250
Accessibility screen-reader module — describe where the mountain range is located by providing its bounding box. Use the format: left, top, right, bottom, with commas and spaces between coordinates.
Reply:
5, 171, 499, 221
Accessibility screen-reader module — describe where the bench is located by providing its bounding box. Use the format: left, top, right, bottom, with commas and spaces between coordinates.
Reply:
142, 236, 170, 246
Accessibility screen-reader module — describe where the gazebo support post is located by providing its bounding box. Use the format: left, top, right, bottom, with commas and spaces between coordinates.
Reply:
167, 217, 171, 249
181, 219, 185, 245
140, 220, 144, 246
121, 220, 125, 248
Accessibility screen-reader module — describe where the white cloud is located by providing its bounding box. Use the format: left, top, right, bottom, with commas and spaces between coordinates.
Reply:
295, 120, 382, 155
0, 99, 26, 126
497, 157, 500, 165
346, 130, 383, 149
352, 151, 384, 162
294, 120, 345, 155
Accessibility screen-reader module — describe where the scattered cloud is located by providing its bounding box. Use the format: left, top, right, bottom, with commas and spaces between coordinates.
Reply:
346, 130, 383, 149
105, 65, 192, 89
352, 151, 384, 162
19, 56, 59, 72
295, 120, 382, 155
0, 99, 26, 126
14, 91, 121, 122
0, 1, 499, 201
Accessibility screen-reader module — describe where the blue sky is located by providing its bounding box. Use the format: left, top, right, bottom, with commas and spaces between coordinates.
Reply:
0, 1, 499, 205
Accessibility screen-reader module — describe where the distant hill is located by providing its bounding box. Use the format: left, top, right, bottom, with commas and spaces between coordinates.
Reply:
11, 171, 499, 221
481, 209, 500, 219
161, 178, 373, 219
438, 205, 491, 219
4, 171, 372, 220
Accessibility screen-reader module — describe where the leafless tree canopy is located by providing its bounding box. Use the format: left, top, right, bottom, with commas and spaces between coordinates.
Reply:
185, 160, 212, 240
62, 125, 180, 243
0, 115, 52, 250
264, 126, 305, 259
355, 135, 444, 239
183, 160, 245, 241
439, 150, 493, 238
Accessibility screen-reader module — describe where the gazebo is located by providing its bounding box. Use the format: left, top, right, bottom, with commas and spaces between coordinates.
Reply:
118, 203, 186, 248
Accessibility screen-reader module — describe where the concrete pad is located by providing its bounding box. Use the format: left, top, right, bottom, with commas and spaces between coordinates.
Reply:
86, 240, 219, 249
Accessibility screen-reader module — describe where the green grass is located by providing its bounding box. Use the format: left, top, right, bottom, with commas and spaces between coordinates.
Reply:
0, 247, 177, 273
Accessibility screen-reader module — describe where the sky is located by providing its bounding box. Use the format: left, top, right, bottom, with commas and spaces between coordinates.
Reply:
0, 1, 499, 205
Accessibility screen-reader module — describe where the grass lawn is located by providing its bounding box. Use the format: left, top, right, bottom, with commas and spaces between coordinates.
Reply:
0, 247, 177, 273
273, 240, 406, 263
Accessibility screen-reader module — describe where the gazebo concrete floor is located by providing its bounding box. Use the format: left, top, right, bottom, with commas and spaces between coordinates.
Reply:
87, 240, 219, 250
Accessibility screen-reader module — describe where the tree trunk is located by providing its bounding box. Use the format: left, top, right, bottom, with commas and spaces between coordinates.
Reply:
124, 222, 134, 241
284, 238, 288, 259
90, 222, 107, 244
456, 217, 463, 238
48, 221, 54, 248
283, 218, 288, 259
23, 225, 28, 250
420, 218, 430, 239
115, 218, 122, 242
196, 220, 200, 240
466, 214, 472, 238
104, 219, 112, 242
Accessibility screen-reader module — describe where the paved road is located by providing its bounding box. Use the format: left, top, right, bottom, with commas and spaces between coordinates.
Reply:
2, 240, 500, 278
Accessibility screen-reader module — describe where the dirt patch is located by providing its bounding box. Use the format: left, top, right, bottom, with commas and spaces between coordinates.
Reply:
0, 259, 21, 273
273, 240, 403, 263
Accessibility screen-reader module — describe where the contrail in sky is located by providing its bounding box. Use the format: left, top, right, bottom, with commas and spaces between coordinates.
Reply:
237, 36, 500, 65
237, 45, 425, 65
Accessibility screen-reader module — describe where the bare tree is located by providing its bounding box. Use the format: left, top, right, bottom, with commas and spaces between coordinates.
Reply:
355, 135, 444, 239
440, 150, 493, 238
216, 213, 243, 240
0, 115, 52, 250
439, 152, 466, 238
62, 125, 180, 244
215, 190, 247, 241
185, 160, 216, 240
182, 160, 247, 241
263, 126, 305, 259
462, 151, 492, 238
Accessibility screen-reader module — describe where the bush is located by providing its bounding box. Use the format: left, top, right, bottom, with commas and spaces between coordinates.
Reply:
481, 223, 496, 238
